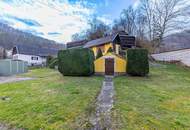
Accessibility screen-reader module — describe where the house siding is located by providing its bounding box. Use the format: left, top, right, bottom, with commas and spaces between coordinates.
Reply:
94, 57, 105, 73
91, 43, 121, 57
94, 53, 127, 75
13, 54, 46, 66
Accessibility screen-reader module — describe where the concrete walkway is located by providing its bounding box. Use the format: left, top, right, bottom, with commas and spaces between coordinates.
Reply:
90, 76, 114, 130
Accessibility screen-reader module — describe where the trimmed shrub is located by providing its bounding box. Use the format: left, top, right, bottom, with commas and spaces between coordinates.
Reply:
107, 47, 113, 53
58, 48, 94, 76
127, 48, 149, 76
49, 58, 58, 69
96, 48, 103, 59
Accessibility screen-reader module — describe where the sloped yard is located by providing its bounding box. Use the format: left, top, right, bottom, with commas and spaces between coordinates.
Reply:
0, 69, 103, 129
113, 63, 190, 129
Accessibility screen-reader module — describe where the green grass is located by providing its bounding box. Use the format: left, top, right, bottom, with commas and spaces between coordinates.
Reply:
0, 68, 103, 130
113, 63, 190, 130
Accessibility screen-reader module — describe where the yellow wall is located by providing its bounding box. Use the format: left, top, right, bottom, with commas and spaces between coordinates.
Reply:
92, 47, 97, 57
104, 43, 113, 55
94, 53, 127, 74
91, 43, 113, 57
94, 57, 104, 72
115, 57, 127, 73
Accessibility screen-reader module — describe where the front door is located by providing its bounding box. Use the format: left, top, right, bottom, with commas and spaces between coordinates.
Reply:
105, 58, 114, 75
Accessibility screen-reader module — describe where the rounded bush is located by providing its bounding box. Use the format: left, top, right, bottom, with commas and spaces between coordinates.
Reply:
58, 48, 95, 76
127, 48, 149, 76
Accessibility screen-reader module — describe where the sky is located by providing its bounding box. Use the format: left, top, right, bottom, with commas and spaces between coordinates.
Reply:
0, 0, 139, 44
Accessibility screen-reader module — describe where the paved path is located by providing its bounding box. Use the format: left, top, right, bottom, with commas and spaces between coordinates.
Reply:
90, 76, 114, 130
0, 123, 23, 130
0, 76, 33, 84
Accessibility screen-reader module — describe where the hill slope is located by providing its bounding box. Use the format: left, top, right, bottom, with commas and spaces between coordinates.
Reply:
160, 30, 190, 52
0, 23, 65, 50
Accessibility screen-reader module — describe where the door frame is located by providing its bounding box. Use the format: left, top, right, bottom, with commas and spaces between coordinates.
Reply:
105, 58, 115, 75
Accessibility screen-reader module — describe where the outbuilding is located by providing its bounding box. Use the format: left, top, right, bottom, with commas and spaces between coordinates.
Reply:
0, 59, 28, 76
94, 53, 127, 76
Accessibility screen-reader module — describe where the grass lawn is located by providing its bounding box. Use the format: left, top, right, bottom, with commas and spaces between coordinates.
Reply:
0, 68, 103, 130
113, 63, 190, 130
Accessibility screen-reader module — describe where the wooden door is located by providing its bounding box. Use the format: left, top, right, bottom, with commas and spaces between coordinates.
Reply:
105, 58, 114, 75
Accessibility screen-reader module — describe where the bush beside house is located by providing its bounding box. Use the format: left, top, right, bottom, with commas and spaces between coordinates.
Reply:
58, 48, 94, 76
127, 48, 149, 76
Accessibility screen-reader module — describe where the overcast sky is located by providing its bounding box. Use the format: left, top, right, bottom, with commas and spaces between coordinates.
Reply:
0, 0, 139, 43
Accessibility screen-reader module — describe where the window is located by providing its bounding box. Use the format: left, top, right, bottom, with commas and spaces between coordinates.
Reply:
31, 56, 38, 60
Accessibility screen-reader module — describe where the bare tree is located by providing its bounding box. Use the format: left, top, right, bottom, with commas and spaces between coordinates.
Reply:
140, 0, 190, 47
87, 17, 110, 40
72, 17, 110, 41
112, 6, 137, 35
140, 0, 155, 41
136, 10, 147, 40
154, 0, 189, 46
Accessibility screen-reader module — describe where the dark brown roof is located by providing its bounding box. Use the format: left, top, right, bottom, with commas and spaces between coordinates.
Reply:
83, 34, 118, 48
67, 40, 87, 49
83, 31, 128, 48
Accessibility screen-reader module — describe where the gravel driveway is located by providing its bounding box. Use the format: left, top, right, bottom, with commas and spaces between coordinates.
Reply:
0, 76, 34, 84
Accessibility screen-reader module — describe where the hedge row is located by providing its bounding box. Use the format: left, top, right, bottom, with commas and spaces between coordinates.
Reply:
57, 48, 149, 77
127, 48, 149, 76
58, 48, 94, 76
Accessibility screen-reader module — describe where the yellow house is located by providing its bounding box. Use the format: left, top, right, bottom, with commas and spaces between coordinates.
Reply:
67, 31, 135, 76
94, 53, 127, 76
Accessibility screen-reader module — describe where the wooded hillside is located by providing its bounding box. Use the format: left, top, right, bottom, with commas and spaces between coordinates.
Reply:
0, 23, 65, 50
160, 30, 190, 52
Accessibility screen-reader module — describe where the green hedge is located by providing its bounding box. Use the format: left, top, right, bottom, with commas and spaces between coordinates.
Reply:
58, 48, 95, 76
127, 48, 149, 76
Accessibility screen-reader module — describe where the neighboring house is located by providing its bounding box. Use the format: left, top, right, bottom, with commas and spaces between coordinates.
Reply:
67, 31, 136, 76
12, 45, 59, 66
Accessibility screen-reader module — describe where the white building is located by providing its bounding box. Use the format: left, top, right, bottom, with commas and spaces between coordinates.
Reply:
12, 45, 59, 66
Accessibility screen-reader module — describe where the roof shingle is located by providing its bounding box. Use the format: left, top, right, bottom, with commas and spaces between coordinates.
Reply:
16, 44, 60, 57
